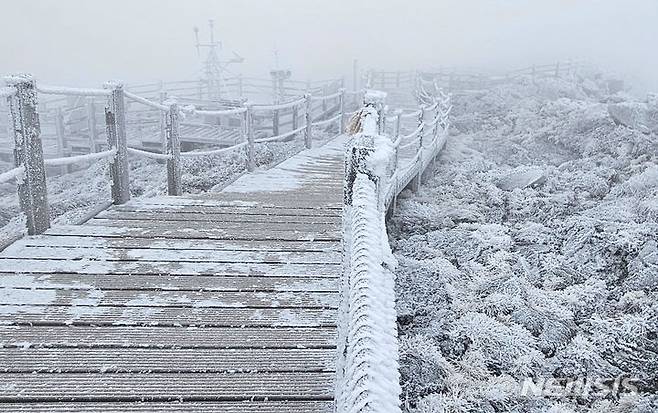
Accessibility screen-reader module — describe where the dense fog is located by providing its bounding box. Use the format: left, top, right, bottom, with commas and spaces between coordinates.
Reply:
1, 0, 657, 92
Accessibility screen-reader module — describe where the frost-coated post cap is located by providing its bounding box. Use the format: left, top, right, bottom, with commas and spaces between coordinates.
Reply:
103, 80, 124, 90
4, 73, 34, 86
163, 97, 178, 107
364, 89, 387, 104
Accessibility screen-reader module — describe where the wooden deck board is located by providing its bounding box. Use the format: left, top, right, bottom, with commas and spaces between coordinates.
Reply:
0, 136, 347, 410
0, 348, 335, 373
0, 401, 334, 413
14, 235, 341, 252
0, 326, 337, 349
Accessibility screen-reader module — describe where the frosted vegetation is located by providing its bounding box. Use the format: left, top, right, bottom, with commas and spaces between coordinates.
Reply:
390, 75, 658, 412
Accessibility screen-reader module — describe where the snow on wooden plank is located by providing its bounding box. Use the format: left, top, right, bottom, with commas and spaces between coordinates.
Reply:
0, 372, 335, 401
2, 245, 342, 264
0, 288, 338, 309
0, 305, 337, 327
0, 348, 335, 373
44, 224, 342, 242
112, 204, 343, 217
96, 210, 342, 224
0, 401, 334, 413
130, 196, 343, 210
0, 259, 341, 277
86, 218, 340, 234
0, 325, 337, 349
16, 235, 341, 253
0, 273, 340, 292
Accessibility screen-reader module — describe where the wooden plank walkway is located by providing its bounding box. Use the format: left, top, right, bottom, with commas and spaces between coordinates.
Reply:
0, 137, 346, 412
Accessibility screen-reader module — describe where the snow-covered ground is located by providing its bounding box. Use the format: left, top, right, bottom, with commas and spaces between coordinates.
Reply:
0, 131, 335, 245
391, 76, 658, 412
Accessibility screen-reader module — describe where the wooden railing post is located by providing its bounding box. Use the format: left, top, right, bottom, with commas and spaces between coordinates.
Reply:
246, 104, 255, 172
104, 81, 130, 205
54, 106, 69, 174
165, 100, 182, 196
304, 94, 312, 149
321, 85, 328, 115
292, 103, 299, 132
6, 74, 50, 235
159, 89, 167, 154
393, 110, 401, 170
272, 109, 280, 137
339, 88, 346, 134
86, 97, 97, 152
411, 106, 426, 193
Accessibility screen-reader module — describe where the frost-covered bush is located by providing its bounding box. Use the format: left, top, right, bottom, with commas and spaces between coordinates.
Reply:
392, 76, 658, 412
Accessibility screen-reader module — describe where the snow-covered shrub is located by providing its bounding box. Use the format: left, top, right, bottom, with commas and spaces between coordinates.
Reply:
392, 75, 658, 412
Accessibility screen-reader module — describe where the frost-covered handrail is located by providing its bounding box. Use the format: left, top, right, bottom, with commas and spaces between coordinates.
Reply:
398, 138, 419, 150
0, 87, 16, 98
124, 90, 169, 111
424, 113, 442, 127
252, 96, 306, 111
0, 166, 24, 185
180, 141, 248, 157
43, 148, 116, 167
400, 123, 423, 142
399, 109, 422, 119
339, 92, 402, 412
254, 125, 306, 143
310, 90, 342, 101
37, 85, 111, 97
311, 113, 341, 127
344, 88, 366, 96
191, 106, 247, 116
127, 147, 172, 160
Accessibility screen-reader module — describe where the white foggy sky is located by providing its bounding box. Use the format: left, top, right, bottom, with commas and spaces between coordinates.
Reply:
1, 0, 656, 91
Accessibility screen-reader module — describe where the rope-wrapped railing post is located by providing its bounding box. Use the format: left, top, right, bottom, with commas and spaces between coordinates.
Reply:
104, 81, 130, 205
246, 104, 256, 172
164, 100, 182, 196
304, 94, 312, 149
5, 74, 51, 235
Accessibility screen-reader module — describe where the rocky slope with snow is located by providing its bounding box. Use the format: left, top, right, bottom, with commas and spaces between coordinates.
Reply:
390, 76, 658, 412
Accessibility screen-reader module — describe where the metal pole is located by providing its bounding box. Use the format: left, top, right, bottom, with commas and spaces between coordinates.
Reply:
5, 74, 50, 235
104, 81, 130, 204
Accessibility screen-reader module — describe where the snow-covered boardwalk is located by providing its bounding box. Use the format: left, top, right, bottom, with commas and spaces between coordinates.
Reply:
0, 139, 346, 412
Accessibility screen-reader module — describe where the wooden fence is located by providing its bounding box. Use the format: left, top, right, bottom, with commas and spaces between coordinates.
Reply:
0, 73, 362, 235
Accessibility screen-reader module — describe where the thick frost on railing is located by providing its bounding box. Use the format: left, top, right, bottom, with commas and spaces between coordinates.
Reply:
127, 147, 172, 161
0, 87, 16, 98
338, 91, 401, 413
0, 166, 25, 185
37, 85, 111, 97
44, 148, 117, 167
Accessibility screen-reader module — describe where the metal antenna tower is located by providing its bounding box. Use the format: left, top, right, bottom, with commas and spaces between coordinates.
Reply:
194, 19, 244, 100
